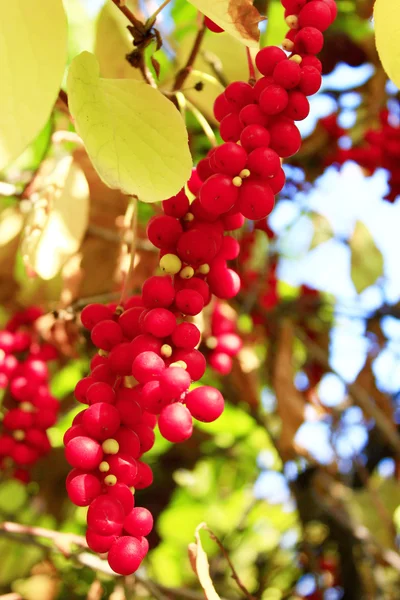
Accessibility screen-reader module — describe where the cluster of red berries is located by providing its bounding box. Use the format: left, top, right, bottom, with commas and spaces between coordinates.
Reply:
0, 308, 59, 484
329, 109, 400, 203
64, 0, 337, 576
198, 0, 337, 223
205, 302, 242, 375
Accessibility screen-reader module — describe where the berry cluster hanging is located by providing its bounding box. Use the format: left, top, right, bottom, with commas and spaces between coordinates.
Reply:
64, 0, 337, 576
0, 308, 59, 484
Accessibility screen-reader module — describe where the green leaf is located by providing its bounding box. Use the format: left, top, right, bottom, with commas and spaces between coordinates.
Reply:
67, 52, 192, 202
263, 0, 287, 47
0, 0, 67, 169
374, 0, 400, 88
0, 480, 27, 514
350, 221, 384, 294
309, 212, 334, 249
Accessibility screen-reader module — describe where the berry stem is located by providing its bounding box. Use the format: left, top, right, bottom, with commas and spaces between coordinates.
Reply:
246, 47, 256, 85
120, 196, 138, 306
185, 99, 218, 147
173, 21, 207, 92
146, 0, 172, 27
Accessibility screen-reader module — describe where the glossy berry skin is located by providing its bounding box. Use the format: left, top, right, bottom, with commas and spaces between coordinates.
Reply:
298, 1, 332, 32
240, 125, 271, 152
204, 16, 224, 33
66, 471, 102, 506
162, 189, 190, 218
91, 320, 123, 351
158, 403, 193, 443
273, 60, 301, 90
299, 66, 322, 96
213, 143, 247, 176
159, 367, 191, 401
81, 304, 113, 331
213, 94, 231, 122
86, 529, 118, 553
132, 351, 165, 383
108, 536, 144, 575
259, 84, 289, 115
172, 323, 201, 349
199, 174, 239, 215
147, 215, 183, 250
247, 147, 281, 178
256, 46, 286, 75
142, 276, 175, 308
219, 113, 243, 142
142, 308, 176, 338
237, 180, 275, 220
294, 26, 324, 55
87, 495, 125, 536
185, 386, 225, 422
224, 82, 254, 111
268, 118, 301, 157
284, 91, 310, 121
107, 482, 134, 514
175, 289, 205, 316
82, 403, 121, 441
65, 436, 103, 470
123, 506, 153, 537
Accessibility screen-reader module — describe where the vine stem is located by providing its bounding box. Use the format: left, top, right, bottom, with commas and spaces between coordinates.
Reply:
110, 0, 143, 28
173, 22, 207, 92
185, 99, 218, 147
246, 47, 256, 84
203, 526, 256, 600
146, 0, 172, 26
119, 196, 138, 306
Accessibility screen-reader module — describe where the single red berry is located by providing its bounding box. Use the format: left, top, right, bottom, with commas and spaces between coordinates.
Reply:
158, 403, 193, 443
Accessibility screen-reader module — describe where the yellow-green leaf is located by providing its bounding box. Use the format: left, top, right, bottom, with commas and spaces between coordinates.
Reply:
94, 0, 143, 80
67, 52, 192, 202
21, 156, 89, 280
310, 212, 334, 249
187, 0, 263, 47
374, 0, 400, 88
0, 0, 67, 169
350, 221, 384, 294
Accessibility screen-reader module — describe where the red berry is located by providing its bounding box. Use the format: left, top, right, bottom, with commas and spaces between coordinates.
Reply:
142, 276, 175, 308
134, 423, 155, 453
86, 382, 116, 405
239, 104, 268, 127
240, 125, 271, 152
209, 351, 233, 374
114, 427, 141, 458
213, 143, 247, 176
220, 113, 243, 142
118, 307, 143, 339
158, 367, 191, 401
107, 454, 138, 486
199, 174, 239, 215
298, 1, 333, 32
65, 436, 103, 470
66, 470, 102, 506
185, 386, 224, 422
224, 82, 254, 111
256, 46, 286, 76
207, 264, 241, 299
108, 536, 143, 575
91, 320, 123, 351
237, 180, 275, 219
213, 94, 231, 122
172, 349, 206, 381
158, 403, 193, 443
147, 215, 183, 250
284, 90, 310, 120
294, 27, 324, 55
142, 308, 176, 338
80, 304, 113, 331
134, 461, 153, 489
130, 334, 162, 358
175, 289, 205, 316
171, 322, 201, 349
299, 65, 322, 96
247, 147, 281, 178
268, 118, 301, 157
115, 397, 142, 429
107, 482, 134, 514
259, 84, 289, 115
163, 189, 190, 218
124, 506, 153, 536
269, 167, 286, 194
273, 60, 301, 90
204, 16, 224, 33
132, 351, 165, 383
86, 529, 118, 553
82, 403, 121, 441
87, 495, 125, 536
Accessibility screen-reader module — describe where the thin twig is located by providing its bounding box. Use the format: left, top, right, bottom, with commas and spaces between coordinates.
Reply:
246, 47, 256, 84
185, 99, 218, 147
146, 0, 172, 26
173, 23, 207, 92
110, 0, 143, 28
120, 196, 138, 306
204, 526, 256, 600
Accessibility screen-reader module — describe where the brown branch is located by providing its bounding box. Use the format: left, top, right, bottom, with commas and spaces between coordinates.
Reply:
110, 0, 143, 28
173, 23, 207, 92
0, 522, 223, 600
204, 526, 256, 600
